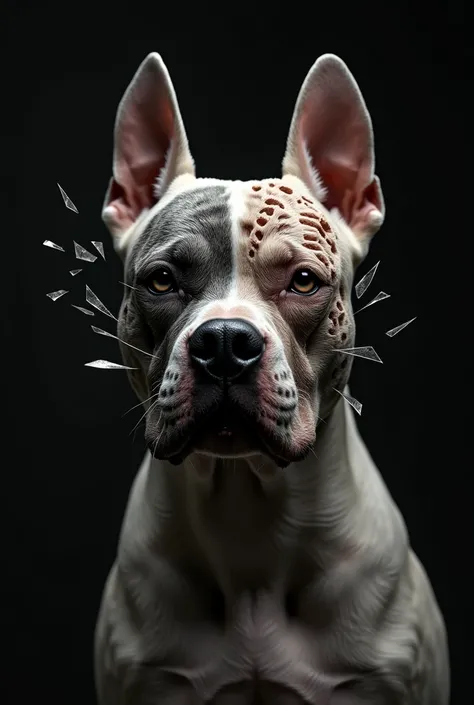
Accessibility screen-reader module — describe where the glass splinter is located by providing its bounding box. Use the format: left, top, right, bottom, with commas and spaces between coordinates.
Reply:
72, 305, 94, 316
355, 291, 391, 314
57, 183, 79, 214
43, 240, 65, 252
91, 325, 156, 358
119, 281, 139, 291
354, 261, 380, 299
91, 241, 106, 260
84, 359, 138, 370
334, 346, 383, 364
85, 285, 118, 321
69, 269, 82, 276
46, 289, 69, 301
386, 316, 417, 337
334, 388, 363, 416
74, 242, 97, 263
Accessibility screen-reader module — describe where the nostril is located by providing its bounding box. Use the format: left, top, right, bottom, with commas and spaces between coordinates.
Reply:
232, 332, 261, 361
200, 332, 219, 361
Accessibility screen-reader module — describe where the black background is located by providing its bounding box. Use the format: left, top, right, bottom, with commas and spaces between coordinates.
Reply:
1, 2, 471, 703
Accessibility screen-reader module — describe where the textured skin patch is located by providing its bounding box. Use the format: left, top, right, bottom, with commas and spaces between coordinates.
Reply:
329, 287, 352, 389
242, 179, 338, 283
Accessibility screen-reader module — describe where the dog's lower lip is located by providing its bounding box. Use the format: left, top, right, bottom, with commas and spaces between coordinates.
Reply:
218, 426, 233, 437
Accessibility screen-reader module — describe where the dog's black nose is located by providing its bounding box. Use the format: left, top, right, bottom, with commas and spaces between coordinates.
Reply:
189, 318, 264, 381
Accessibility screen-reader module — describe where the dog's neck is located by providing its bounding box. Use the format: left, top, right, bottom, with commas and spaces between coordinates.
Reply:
136, 397, 403, 597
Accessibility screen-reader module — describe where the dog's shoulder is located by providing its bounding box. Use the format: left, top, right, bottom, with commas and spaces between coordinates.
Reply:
367, 548, 449, 704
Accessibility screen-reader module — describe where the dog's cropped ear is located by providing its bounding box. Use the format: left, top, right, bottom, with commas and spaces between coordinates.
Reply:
282, 54, 384, 253
102, 53, 195, 247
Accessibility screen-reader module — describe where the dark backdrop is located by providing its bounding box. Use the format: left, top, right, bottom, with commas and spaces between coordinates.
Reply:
1, 3, 471, 704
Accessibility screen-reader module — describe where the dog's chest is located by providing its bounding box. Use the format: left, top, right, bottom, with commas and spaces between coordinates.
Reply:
168, 591, 354, 704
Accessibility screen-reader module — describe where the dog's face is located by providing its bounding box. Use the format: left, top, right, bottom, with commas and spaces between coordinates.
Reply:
102, 53, 384, 467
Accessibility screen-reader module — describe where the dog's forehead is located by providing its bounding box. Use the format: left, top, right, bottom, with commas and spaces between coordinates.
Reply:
132, 183, 233, 270
236, 177, 341, 285
128, 176, 346, 290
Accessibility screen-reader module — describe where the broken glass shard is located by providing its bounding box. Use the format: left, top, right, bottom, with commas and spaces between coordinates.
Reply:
355, 291, 391, 314
72, 305, 94, 316
43, 240, 65, 252
334, 346, 383, 364
69, 269, 82, 276
386, 317, 417, 337
354, 261, 380, 299
74, 242, 97, 262
91, 325, 156, 358
46, 289, 69, 301
57, 183, 79, 214
91, 241, 106, 260
84, 359, 138, 370
85, 285, 118, 321
119, 281, 139, 291
334, 388, 363, 416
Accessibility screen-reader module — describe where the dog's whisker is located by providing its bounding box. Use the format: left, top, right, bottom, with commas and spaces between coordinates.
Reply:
91, 325, 158, 359
123, 393, 159, 417
130, 399, 160, 438
151, 415, 165, 457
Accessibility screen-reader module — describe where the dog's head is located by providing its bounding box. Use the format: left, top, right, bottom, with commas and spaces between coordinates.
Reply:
102, 53, 384, 467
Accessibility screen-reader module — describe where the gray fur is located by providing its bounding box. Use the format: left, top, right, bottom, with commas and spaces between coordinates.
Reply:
95, 52, 450, 705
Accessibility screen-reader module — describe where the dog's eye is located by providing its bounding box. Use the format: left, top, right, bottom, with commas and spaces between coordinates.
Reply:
147, 269, 176, 294
289, 269, 321, 296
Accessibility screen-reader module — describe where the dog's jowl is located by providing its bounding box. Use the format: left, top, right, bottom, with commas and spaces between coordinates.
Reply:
94, 53, 450, 704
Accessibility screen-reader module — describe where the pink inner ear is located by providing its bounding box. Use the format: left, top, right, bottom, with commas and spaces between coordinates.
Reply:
287, 57, 384, 238
104, 176, 160, 233
103, 55, 186, 235
112, 89, 174, 223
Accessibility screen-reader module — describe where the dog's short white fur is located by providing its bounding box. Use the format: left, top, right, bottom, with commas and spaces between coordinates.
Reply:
94, 53, 450, 704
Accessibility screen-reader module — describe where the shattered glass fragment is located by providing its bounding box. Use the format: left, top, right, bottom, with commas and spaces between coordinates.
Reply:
334, 388, 363, 416
84, 359, 138, 370
355, 291, 391, 314
355, 261, 380, 299
43, 240, 65, 252
334, 346, 383, 364
74, 242, 97, 262
71, 305, 94, 316
46, 289, 69, 301
119, 281, 139, 291
57, 183, 79, 214
91, 241, 106, 260
386, 317, 417, 337
91, 325, 156, 358
69, 269, 82, 276
85, 285, 118, 321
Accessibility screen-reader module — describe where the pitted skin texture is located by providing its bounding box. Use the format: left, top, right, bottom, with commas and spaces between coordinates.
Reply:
237, 179, 352, 411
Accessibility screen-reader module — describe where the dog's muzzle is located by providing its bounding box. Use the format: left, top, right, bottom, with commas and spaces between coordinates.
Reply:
189, 318, 264, 382
146, 316, 311, 467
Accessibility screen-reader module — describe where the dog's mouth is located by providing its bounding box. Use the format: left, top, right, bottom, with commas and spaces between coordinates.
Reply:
193, 406, 262, 457
147, 395, 300, 468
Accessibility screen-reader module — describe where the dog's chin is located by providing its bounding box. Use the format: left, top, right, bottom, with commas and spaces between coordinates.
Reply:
147, 409, 313, 469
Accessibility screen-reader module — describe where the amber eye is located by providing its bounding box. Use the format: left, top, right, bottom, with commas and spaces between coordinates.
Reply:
289, 269, 321, 296
147, 269, 176, 294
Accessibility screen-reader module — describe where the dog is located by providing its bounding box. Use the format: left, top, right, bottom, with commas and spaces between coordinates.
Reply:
94, 52, 450, 704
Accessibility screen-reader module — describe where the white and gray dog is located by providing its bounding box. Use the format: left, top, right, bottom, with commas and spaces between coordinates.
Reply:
94, 52, 449, 704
